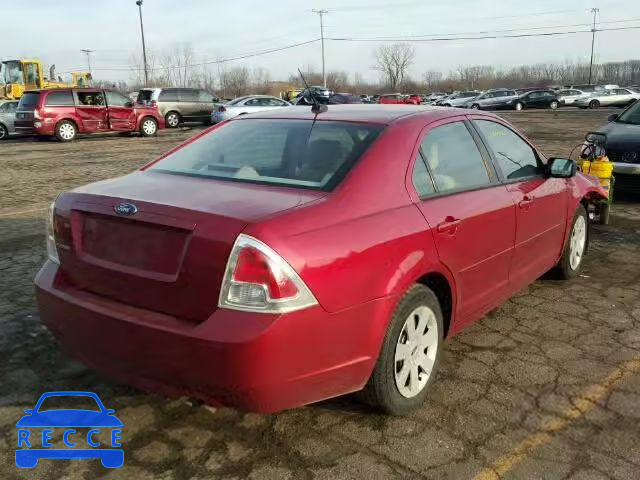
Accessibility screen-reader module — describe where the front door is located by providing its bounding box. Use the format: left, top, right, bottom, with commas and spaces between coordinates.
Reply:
412, 118, 516, 328
74, 90, 108, 132
105, 91, 136, 131
178, 89, 198, 121
472, 118, 569, 290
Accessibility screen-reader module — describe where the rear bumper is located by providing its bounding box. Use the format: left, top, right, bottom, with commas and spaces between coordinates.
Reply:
35, 261, 388, 412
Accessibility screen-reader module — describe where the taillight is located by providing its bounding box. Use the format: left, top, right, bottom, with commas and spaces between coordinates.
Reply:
219, 234, 317, 313
218, 106, 226, 112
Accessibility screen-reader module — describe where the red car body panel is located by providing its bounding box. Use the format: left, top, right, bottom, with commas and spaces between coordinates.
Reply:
378, 94, 421, 105
35, 105, 607, 412
15, 88, 164, 136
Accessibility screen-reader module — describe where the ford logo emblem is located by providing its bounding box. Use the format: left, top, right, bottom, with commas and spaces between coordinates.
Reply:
113, 203, 138, 216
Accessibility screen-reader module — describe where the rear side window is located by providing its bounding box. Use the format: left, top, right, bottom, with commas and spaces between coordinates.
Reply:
158, 89, 179, 102
149, 119, 383, 190
137, 89, 154, 103
474, 120, 542, 180
412, 154, 436, 197
45, 90, 74, 106
179, 89, 198, 102
420, 122, 491, 193
17, 92, 40, 110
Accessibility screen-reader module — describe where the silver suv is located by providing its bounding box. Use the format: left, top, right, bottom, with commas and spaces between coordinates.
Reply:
137, 88, 220, 128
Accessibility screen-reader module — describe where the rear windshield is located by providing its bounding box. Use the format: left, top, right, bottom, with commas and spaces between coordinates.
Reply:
17, 92, 40, 110
149, 119, 383, 190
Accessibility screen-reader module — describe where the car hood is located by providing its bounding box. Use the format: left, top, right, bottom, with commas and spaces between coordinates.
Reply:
16, 410, 123, 427
597, 122, 640, 150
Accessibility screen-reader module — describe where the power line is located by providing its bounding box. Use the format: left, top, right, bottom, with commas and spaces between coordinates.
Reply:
59, 39, 320, 74
80, 49, 94, 75
326, 25, 640, 42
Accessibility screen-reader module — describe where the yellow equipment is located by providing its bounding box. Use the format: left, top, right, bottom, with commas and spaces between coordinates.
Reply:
580, 156, 614, 198
1, 59, 92, 100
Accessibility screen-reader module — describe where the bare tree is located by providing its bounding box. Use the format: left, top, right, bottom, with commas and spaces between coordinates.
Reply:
251, 67, 271, 94
221, 66, 250, 98
373, 43, 415, 90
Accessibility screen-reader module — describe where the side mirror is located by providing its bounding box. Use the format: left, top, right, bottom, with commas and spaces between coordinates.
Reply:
125, 101, 134, 108
548, 158, 577, 178
607, 113, 618, 122
24, 409, 34, 414
105, 409, 115, 414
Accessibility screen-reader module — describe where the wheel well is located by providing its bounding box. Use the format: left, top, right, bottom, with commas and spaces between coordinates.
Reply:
416, 273, 453, 337
140, 115, 157, 125
165, 110, 180, 119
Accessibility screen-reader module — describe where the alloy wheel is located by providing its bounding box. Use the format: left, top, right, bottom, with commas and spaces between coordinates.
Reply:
394, 305, 439, 398
0, 125, 7, 140
569, 215, 587, 270
142, 119, 157, 135
59, 123, 75, 140
166, 113, 180, 128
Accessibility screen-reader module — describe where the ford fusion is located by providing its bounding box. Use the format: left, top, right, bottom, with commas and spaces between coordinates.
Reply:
35, 105, 606, 414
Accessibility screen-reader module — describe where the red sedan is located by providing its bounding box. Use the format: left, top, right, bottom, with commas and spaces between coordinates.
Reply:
378, 93, 421, 105
35, 105, 606, 414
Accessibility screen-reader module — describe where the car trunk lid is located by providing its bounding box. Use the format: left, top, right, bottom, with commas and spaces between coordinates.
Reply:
54, 171, 325, 322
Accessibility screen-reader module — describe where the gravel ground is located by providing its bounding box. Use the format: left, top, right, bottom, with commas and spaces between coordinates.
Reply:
1, 111, 639, 479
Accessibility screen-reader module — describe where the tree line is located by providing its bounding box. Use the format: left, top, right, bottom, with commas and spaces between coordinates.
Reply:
118, 42, 640, 98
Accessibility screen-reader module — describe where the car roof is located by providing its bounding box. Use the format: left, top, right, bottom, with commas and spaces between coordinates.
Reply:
234, 104, 487, 125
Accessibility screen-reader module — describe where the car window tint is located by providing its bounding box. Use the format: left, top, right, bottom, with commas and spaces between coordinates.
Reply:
412, 154, 436, 197
475, 120, 542, 180
106, 91, 131, 107
158, 89, 179, 102
45, 90, 74, 106
151, 120, 383, 190
245, 98, 260, 106
179, 89, 198, 102
420, 122, 491, 192
76, 91, 105, 106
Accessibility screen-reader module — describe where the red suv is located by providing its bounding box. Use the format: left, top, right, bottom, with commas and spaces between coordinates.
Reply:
15, 88, 164, 141
35, 106, 606, 414
378, 93, 422, 105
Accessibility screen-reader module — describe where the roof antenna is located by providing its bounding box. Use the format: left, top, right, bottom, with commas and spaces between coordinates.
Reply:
298, 68, 328, 114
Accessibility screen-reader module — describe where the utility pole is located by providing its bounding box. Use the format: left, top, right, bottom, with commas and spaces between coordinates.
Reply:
588, 7, 599, 85
312, 9, 328, 88
136, 0, 149, 85
80, 49, 94, 76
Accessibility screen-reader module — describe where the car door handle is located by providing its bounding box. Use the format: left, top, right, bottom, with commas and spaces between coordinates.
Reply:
518, 195, 534, 209
437, 216, 461, 234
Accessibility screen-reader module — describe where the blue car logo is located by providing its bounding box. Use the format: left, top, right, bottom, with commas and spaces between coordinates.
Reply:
15, 391, 123, 468
113, 202, 138, 216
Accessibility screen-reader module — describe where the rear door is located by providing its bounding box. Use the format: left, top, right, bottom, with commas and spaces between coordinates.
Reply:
105, 91, 136, 131
74, 90, 108, 132
412, 118, 516, 328
471, 118, 568, 290
196, 90, 216, 121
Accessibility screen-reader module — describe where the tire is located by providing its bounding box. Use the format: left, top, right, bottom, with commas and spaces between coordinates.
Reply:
589, 100, 600, 109
514, 102, 524, 111
549, 101, 559, 110
0, 123, 7, 140
556, 204, 589, 279
470, 103, 480, 109
139, 117, 158, 137
165, 111, 181, 128
362, 284, 444, 415
599, 203, 610, 225
55, 120, 77, 142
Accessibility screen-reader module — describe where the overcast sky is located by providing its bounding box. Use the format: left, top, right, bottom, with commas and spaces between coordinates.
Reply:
4, 0, 640, 86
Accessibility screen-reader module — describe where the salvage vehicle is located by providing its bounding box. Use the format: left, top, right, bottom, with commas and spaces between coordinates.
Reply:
15, 88, 164, 141
0, 100, 19, 139
212, 95, 292, 123
136, 88, 220, 128
437, 91, 481, 107
511, 90, 560, 111
35, 105, 607, 414
462, 89, 519, 110
591, 101, 640, 193
575, 88, 640, 109
557, 89, 589, 105
378, 93, 421, 105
